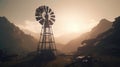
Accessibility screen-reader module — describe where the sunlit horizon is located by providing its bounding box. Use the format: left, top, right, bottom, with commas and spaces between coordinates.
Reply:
1, 0, 120, 44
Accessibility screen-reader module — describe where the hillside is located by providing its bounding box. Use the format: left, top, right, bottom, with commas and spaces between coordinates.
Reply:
89, 19, 112, 38
0, 17, 37, 55
78, 16, 120, 56
0, 17, 63, 55
62, 19, 112, 53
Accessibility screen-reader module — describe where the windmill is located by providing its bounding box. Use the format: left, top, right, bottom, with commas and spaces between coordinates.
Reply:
35, 5, 56, 60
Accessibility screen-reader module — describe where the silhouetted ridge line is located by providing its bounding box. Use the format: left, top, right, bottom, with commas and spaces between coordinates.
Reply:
0, 16, 37, 55
62, 18, 112, 53
78, 16, 120, 56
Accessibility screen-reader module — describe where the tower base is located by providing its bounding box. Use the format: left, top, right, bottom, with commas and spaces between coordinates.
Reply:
37, 49, 56, 61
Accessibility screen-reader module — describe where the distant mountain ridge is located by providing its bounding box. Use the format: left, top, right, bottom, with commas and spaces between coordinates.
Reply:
62, 18, 113, 53
77, 16, 120, 56
89, 19, 112, 38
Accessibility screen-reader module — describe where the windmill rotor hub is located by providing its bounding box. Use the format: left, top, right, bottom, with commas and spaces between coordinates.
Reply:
45, 14, 49, 20
35, 5, 55, 27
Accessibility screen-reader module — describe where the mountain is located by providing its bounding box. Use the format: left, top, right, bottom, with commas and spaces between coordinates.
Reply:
0, 17, 64, 56
89, 19, 112, 38
0, 17, 37, 55
78, 16, 120, 56
62, 18, 112, 53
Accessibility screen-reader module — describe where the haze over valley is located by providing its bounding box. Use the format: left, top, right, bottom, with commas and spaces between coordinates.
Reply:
0, 0, 120, 67
1, 0, 120, 44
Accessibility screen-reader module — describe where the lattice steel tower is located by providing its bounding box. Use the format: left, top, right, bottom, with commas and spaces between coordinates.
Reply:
35, 5, 56, 60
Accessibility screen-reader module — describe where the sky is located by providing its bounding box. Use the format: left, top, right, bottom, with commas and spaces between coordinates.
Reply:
0, 0, 120, 44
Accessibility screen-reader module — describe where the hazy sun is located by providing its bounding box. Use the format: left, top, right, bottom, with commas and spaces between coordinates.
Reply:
65, 22, 80, 33
58, 10, 85, 34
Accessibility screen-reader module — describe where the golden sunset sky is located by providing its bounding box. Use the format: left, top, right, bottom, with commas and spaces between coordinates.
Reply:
0, 0, 120, 44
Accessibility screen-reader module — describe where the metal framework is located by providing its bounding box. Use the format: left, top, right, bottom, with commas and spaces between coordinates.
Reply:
35, 5, 56, 60
37, 25, 56, 54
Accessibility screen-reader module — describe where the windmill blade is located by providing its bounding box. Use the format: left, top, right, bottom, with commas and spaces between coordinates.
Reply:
35, 12, 39, 16
35, 12, 42, 16
51, 15, 55, 18
39, 6, 44, 13
40, 6, 44, 11
36, 7, 43, 14
39, 17, 43, 20
43, 6, 47, 13
50, 18, 55, 22
36, 8, 40, 12
36, 17, 43, 21
49, 20, 53, 25
46, 6, 49, 13
50, 12, 54, 15
39, 8, 43, 13
49, 9, 52, 13
39, 19, 44, 25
